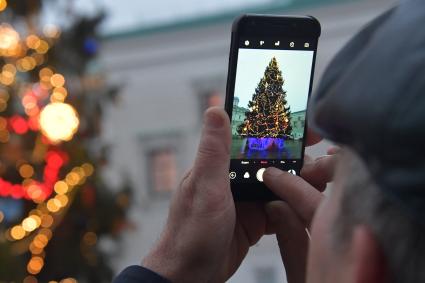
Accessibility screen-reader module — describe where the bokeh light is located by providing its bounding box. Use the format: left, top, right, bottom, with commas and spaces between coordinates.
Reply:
19, 164, 34, 178
50, 74, 65, 87
0, 24, 20, 56
10, 225, 26, 240
54, 180, 69, 194
39, 102, 79, 143
27, 256, 44, 274
46, 198, 61, 213
0, 0, 7, 12
22, 216, 38, 232
40, 214, 54, 228
81, 163, 94, 176
43, 24, 61, 38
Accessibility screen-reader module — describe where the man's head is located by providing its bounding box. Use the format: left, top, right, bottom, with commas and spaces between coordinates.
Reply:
307, 148, 425, 283
306, 1, 425, 282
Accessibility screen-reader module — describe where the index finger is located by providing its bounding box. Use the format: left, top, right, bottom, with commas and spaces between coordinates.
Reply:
263, 167, 323, 227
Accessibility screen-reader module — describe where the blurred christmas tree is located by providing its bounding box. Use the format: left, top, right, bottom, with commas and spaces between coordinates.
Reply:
0, 0, 131, 282
237, 57, 292, 138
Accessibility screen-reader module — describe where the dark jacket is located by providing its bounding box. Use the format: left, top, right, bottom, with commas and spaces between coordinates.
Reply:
113, 265, 170, 283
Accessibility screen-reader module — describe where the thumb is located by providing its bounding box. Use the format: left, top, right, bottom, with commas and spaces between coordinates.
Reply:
191, 107, 231, 185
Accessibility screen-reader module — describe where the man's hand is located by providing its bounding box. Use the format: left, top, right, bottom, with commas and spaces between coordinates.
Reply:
143, 107, 269, 283
263, 147, 339, 283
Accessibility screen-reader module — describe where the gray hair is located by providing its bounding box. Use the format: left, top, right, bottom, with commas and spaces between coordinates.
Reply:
333, 149, 425, 283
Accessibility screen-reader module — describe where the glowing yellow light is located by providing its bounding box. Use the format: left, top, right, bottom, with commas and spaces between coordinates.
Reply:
51, 87, 68, 102
33, 234, 49, 249
0, 211, 4, 223
73, 167, 86, 180
26, 35, 41, 49
54, 180, 69, 194
31, 53, 44, 65
0, 24, 19, 54
0, 73, 14, 85
19, 164, 34, 178
0, 0, 7, 12
35, 40, 49, 54
39, 228, 52, 240
43, 24, 61, 38
10, 225, 26, 240
27, 256, 44, 274
30, 214, 42, 226
39, 67, 53, 80
29, 242, 44, 255
22, 217, 38, 232
50, 74, 65, 87
61, 278, 77, 283
39, 102, 79, 143
40, 214, 54, 228
46, 199, 61, 213
27, 184, 44, 202
2, 63, 16, 76
55, 194, 69, 207
17, 56, 37, 71
81, 163, 94, 176
66, 172, 80, 186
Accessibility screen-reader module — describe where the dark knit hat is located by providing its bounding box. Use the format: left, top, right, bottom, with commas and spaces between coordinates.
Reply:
310, 0, 425, 222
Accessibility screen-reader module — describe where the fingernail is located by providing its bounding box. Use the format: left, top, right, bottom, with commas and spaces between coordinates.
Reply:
205, 110, 224, 129
265, 167, 282, 177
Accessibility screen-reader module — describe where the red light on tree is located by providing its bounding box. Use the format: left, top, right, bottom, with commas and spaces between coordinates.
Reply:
10, 115, 29, 135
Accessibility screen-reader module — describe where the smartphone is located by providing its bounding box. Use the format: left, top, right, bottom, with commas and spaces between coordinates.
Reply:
224, 14, 321, 200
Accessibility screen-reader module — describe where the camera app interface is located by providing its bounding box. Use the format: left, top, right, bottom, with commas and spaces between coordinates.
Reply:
229, 38, 315, 183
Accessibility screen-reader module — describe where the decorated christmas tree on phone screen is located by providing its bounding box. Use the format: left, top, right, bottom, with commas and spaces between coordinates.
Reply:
237, 57, 292, 151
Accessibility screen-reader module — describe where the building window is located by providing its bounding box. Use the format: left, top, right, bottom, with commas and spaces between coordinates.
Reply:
192, 75, 226, 122
148, 148, 177, 193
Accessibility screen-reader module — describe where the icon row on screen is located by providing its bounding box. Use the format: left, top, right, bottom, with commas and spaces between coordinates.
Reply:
244, 40, 310, 48
238, 160, 298, 165
229, 168, 297, 181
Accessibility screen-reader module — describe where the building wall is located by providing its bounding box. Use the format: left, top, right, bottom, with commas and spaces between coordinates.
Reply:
290, 110, 306, 140
100, 0, 397, 281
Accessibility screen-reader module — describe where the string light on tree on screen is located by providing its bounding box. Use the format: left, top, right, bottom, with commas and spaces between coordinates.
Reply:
237, 57, 292, 138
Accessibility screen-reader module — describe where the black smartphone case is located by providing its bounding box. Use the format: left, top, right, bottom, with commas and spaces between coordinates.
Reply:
224, 14, 321, 201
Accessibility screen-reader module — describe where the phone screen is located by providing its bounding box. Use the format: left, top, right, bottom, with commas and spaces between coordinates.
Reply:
229, 37, 316, 184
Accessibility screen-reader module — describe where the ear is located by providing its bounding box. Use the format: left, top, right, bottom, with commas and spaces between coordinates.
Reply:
351, 225, 389, 283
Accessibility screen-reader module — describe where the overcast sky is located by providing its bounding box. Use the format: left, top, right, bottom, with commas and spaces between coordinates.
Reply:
42, 0, 283, 34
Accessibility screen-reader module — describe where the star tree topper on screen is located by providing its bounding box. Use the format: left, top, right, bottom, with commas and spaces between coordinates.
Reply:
225, 15, 321, 200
